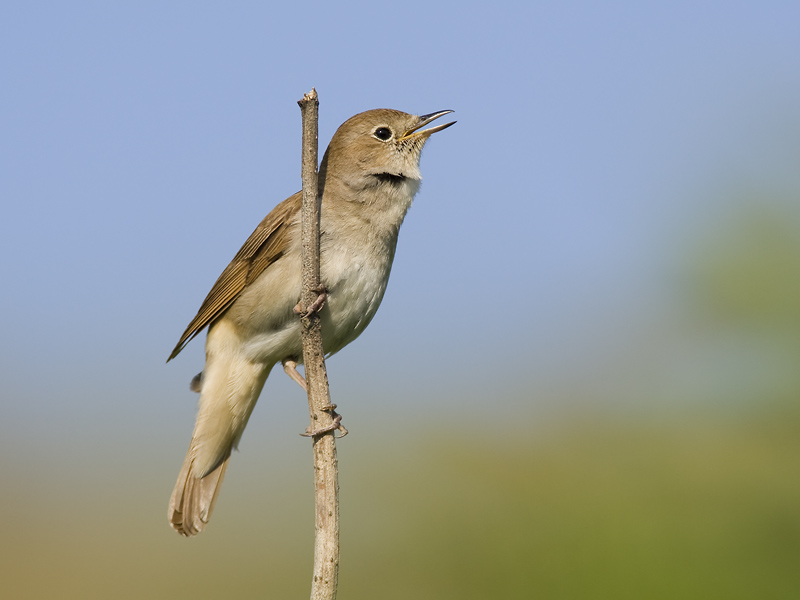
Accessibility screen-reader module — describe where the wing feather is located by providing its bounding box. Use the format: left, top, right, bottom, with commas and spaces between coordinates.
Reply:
167, 192, 301, 361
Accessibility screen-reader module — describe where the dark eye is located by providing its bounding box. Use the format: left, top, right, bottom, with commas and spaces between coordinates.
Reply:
373, 127, 392, 141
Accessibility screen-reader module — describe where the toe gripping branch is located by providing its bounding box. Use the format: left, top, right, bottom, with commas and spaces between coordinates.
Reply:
293, 286, 328, 319
301, 404, 348, 438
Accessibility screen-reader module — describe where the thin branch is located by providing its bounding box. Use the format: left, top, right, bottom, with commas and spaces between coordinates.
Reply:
297, 88, 339, 600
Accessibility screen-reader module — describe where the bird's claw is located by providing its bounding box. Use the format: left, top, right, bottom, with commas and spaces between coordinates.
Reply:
293, 286, 328, 319
300, 404, 348, 438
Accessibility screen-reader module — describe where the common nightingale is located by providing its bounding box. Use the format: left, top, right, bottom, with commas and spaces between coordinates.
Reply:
167, 108, 455, 536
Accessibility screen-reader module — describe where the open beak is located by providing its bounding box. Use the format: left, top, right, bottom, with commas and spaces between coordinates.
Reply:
400, 110, 456, 140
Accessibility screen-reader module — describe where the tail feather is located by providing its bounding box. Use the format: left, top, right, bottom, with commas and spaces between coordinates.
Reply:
168, 448, 230, 536
168, 321, 272, 536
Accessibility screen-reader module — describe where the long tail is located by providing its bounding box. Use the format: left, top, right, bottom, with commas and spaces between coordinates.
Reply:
168, 451, 230, 536
168, 337, 271, 536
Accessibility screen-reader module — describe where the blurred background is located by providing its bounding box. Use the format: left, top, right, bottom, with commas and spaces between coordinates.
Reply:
2, 2, 800, 598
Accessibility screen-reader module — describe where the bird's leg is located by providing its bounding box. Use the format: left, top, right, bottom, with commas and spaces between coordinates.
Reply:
290, 284, 346, 437
282, 359, 307, 391
301, 403, 348, 438
283, 360, 347, 437
293, 285, 328, 319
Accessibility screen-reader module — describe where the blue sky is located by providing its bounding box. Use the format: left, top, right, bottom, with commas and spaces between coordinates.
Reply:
2, 1, 800, 487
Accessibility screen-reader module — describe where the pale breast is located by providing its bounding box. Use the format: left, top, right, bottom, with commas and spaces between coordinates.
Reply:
318, 236, 394, 357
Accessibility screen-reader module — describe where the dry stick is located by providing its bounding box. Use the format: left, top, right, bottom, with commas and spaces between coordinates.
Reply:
297, 88, 339, 600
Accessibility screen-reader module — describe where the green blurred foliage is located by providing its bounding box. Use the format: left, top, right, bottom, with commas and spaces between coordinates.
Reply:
3, 410, 799, 599
343, 415, 800, 599
690, 201, 800, 336
678, 195, 800, 409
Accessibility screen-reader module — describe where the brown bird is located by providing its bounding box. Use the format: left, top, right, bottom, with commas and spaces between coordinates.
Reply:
167, 108, 455, 536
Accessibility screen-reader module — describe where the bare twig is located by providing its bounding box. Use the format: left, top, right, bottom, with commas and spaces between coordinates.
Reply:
297, 88, 339, 600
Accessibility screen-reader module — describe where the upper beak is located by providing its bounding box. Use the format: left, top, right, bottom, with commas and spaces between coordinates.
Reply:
400, 110, 456, 140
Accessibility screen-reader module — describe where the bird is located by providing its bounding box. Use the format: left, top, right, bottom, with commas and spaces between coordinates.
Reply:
166, 108, 455, 536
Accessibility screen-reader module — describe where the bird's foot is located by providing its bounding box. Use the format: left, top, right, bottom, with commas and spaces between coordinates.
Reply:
293, 286, 328, 319
301, 404, 348, 438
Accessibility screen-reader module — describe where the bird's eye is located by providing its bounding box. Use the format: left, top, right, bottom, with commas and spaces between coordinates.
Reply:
373, 127, 392, 141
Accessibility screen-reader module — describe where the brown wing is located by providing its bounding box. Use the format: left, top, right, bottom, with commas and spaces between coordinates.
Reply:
167, 192, 301, 362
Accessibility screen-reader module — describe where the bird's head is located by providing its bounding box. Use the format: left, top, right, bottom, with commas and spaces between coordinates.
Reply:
320, 108, 455, 190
